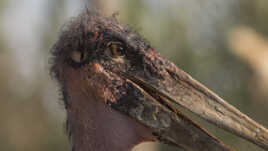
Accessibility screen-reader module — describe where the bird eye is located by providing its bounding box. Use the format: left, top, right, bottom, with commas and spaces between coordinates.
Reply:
106, 41, 125, 57
70, 50, 88, 63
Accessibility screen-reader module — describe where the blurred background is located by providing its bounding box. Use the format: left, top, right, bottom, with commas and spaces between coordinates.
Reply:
0, 0, 268, 151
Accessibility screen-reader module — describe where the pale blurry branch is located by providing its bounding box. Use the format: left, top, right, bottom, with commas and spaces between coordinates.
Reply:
228, 26, 268, 102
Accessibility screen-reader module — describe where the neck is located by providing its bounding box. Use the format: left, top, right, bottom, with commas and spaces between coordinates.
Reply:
66, 92, 155, 151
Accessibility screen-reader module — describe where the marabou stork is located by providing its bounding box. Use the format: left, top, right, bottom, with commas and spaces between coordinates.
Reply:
50, 11, 268, 151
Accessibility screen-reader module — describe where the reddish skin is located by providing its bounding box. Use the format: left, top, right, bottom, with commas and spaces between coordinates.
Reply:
68, 88, 155, 151
62, 63, 156, 151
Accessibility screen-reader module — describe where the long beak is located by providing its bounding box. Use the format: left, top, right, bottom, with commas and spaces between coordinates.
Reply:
117, 69, 268, 151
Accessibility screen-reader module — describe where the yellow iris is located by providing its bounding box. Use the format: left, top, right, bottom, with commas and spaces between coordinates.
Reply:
107, 41, 124, 57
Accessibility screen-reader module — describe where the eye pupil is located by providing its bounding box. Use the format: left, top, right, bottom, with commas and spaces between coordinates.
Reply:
80, 52, 84, 60
107, 41, 125, 57
112, 44, 121, 56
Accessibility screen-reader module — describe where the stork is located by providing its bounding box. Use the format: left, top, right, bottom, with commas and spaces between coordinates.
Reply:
50, 11, 268, 151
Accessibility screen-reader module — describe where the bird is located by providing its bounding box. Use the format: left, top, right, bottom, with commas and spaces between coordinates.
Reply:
50, 11, 268, 151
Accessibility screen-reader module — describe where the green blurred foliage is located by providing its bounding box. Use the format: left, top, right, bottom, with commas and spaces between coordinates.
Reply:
0, 0, 268, 151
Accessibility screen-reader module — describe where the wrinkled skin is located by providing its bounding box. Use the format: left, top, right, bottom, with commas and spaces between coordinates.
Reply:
51, 11, 268, 151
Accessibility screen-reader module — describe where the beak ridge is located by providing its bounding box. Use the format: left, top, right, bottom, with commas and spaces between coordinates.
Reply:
165, 67, 268, 150
112, 74, 235, 151
118, 68, 268, 150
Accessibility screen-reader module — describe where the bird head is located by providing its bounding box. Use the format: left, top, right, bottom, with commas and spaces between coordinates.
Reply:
51, 11, 268, 151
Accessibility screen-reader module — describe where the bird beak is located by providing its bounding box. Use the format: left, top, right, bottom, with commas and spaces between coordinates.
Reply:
113, 65, 268, 151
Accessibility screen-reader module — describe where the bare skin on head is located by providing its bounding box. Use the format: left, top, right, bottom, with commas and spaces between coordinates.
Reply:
62, 61, 155, 151
50, 11, 268, 151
